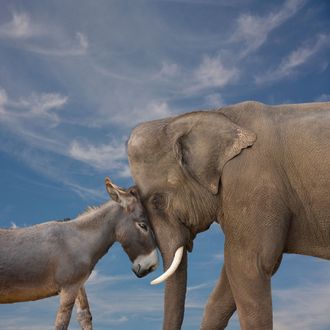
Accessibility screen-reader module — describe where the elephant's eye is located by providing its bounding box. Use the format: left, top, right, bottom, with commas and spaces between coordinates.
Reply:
151, 193, 166, 210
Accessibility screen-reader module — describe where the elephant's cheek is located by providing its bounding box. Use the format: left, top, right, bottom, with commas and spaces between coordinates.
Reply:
151, 217, 187, 252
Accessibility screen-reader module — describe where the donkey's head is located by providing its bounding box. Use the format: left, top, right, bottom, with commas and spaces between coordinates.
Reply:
105, 177, 158, 278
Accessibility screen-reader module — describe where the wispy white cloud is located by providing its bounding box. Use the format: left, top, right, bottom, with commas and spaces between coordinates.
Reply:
0, 296, 61, 330
158, 61, 181, 79
64, 182, 105, 200
0, 144, 105, 200
92, 63, 146, 84
76, 32, 89, 52
315, 94, 330, 102
154, 0, 305, 96
0, 90, 68, 162
0, 87, 8, 104
0, 12, 88, 56
231, 0, 306, 56
69, 139, 127, 171
187, 282, 214, 292
16, 92, 68, 125
68, 138, 132, 179
86, 285, 163, 315
0, 12, 43, 39
87, 270, 135, 286
0, 85, 131, 195
0, 88, 111, 199
256, 34, 330, 83
1, 89, 68, 128
110, 100, 173, 126
204, 93, 225, 108
25, 31, 89, 56
0, 87, 7, 113
27, 93, 68, 114
188, 55, 238, 93
213, 253, 224, 261
117, 164, 132, 178
0, 320, 54, 330
132, 101, 173, 122
83, 269, 210, 327
273, 280, 330, 330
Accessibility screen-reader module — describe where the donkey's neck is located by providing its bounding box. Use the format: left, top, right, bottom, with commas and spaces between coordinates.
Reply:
73, 200, 121, 266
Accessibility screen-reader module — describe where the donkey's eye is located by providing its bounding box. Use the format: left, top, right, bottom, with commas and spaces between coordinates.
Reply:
138, 222, 148, 231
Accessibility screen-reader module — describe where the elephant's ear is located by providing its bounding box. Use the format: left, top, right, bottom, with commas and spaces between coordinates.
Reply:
166, 111, 256, 194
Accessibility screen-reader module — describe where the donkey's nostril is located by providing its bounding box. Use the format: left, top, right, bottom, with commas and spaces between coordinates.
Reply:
132, 263, 143, 278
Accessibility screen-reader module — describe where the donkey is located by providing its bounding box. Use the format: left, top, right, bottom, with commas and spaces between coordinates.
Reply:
0, 177, 158, 330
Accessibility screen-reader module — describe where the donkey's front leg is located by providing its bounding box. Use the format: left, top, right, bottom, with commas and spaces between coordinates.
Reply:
55, 284, 81, 330
75, 285, 93, 330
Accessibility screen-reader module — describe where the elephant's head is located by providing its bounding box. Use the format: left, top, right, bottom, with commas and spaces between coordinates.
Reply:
127, 111, 256, 329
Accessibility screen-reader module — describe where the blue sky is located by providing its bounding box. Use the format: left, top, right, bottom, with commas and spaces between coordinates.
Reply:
0, 0, 329, 329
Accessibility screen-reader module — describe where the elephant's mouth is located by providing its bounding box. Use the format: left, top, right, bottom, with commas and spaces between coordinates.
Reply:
150, 246, 184, 285
186, 240, 193, 252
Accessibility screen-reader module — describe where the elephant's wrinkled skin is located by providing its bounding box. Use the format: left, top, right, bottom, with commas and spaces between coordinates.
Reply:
127, 101, 330, 330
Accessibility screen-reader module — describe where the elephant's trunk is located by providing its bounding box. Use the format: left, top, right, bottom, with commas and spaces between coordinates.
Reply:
162, 248, 187, 330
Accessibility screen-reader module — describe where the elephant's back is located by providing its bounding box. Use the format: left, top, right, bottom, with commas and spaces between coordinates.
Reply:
218, 100, 330, 122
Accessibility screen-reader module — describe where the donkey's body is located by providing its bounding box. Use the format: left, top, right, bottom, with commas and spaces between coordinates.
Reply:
0, 202, 117, 303
0, 178, 158, 330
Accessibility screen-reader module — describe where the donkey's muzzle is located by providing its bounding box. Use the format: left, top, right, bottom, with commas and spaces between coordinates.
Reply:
132, 249, 158, 278
132, 263, 157, 278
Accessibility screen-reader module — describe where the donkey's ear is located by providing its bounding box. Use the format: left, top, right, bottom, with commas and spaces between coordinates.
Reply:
105, 177, 130, 206
166, 112, 256, 194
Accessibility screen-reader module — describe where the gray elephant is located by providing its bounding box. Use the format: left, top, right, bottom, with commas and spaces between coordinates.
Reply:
127, 101, 330, 330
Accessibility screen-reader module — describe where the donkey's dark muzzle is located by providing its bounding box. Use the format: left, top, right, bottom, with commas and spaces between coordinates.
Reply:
132, 264, 156, 278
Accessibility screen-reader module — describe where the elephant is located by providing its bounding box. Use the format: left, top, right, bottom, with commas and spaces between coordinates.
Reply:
127, 101, 330, 330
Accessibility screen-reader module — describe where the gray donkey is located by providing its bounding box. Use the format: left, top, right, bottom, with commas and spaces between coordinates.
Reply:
0, 177, 158, 329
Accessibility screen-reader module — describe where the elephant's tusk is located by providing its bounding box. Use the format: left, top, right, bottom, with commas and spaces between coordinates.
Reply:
150, 246, 184, 285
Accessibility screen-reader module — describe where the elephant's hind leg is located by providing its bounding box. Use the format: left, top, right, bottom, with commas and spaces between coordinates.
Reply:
75, 286, 93, 330
200, 255, 283, 330
200, 264, 236, 330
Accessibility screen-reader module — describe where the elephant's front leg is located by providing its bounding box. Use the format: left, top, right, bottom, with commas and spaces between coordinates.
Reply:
200, 264, 236, 330
219, 169, 290, 329
225, 238, 282, 330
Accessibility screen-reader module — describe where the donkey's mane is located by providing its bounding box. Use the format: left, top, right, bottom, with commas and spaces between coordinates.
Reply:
56, 217, 71, 223
78, 205, 100, 217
